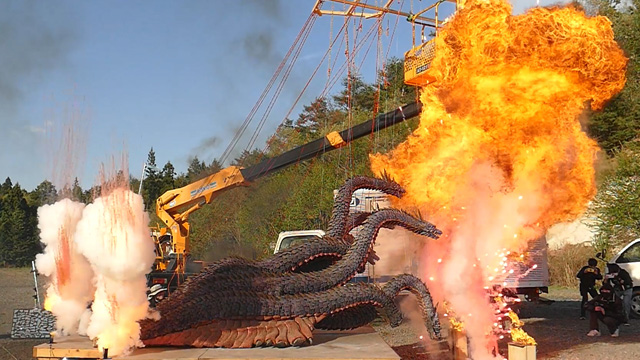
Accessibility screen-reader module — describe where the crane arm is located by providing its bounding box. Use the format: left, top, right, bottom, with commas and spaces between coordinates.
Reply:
241, 101, 422, 181
155, 101, 422, 269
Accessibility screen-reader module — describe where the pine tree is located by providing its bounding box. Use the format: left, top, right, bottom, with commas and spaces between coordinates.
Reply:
72, 177, 84, 203
187, 156, 207, 182
0, 177, 12, 196
28, 180, 58, 207
160, 161, 177, 194
143, 148, 163, 209
0, 184, 40, 266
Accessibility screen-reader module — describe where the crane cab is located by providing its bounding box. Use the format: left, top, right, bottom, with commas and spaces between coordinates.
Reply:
311, 0, 462, 87
404, 40, 438, 86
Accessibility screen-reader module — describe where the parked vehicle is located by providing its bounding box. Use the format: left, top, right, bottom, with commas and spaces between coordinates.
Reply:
598, 238, 640, 318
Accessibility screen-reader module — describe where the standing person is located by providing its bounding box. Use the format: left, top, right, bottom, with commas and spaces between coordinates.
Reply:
577, 258, 602, 319
585, 282, 624, 337
605, 263, 633, 326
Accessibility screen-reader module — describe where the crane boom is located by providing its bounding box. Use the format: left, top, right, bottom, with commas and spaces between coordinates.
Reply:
154, 101, 422, 273
241, 101, 422, 181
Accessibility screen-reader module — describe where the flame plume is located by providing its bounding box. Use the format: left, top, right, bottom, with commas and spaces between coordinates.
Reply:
370, 0, 626, 358
508, 310, 536, 346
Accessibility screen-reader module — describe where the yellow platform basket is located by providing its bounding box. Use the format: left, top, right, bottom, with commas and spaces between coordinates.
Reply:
404, 39, 437, 86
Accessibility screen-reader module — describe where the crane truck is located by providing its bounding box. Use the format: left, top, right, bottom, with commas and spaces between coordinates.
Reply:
146, 102, 423, 303
597, 239, 640, 318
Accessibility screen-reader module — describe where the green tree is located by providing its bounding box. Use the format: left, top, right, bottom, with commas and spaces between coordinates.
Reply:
294, 97, 343, 137
232, 149, 264, 168
27, 180, 57, 207
0, 183, 39, 266
130, 175, 141, 195
333, 73, 377, 113
587, 0, 640, 153
71, 177, 85, 203
1, 177, 12, 196
207, 159, 223, 174
160, 161, 176, 194
588, 142, 640, 252
378, 57, 418, 109
186, 156, 207, 182
143, 148, 163, 209
266, 119, 309, 156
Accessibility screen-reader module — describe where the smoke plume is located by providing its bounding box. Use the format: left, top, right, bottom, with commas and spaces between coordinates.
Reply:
35, 198, 94, 335
73, 165, 156, 355
0, 1, 78, 186
37, 159, 156, 355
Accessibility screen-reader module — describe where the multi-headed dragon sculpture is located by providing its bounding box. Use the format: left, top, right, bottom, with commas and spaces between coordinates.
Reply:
140, 176, 442, 348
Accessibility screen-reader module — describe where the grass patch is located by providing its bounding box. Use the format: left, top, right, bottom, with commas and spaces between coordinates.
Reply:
548, 243, 598, 287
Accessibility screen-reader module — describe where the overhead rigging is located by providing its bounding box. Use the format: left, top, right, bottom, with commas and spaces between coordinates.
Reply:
146, 0, 463, 293
313, 0, 463, 87
221, 0, 462, 169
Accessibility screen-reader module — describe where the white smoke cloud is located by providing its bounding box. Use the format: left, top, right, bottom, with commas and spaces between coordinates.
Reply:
37, 186, 156, 355
74, 188, 155, 355
35, 198, 94, 336
546, 216, 595, 249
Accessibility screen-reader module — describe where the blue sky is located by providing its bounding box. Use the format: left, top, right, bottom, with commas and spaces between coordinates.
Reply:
1, 0, 567, 191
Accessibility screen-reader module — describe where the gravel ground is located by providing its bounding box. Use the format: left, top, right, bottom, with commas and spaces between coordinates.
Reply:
0, 268, 45, 360
373, 286, 640, 359
1, 268, 638, 360
519, 291, 640, 359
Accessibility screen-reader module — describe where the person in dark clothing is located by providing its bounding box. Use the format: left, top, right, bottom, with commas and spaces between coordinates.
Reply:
585, 282, 624, 337
605, 263, 634, 325
577, 258, 602, 319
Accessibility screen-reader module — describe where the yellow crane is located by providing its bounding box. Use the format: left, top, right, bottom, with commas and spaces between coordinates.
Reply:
147, 103, 422, 298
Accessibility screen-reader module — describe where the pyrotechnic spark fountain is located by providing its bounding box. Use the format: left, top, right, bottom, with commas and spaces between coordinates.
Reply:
36, 199, 94, 336
370, 0, 627, 358
74, 161, 156, 356
37, 157, 156, 356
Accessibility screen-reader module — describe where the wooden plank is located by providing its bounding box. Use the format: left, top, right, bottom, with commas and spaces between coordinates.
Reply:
195, 329, 399, 360
33, 327, 399, 360
33, 335, 102, 359
123, 347, 208, 360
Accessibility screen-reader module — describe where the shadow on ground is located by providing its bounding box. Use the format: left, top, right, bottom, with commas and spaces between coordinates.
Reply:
518, 299, 640, 359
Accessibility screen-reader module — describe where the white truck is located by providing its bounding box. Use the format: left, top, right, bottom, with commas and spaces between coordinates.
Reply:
599, 239, 640, 318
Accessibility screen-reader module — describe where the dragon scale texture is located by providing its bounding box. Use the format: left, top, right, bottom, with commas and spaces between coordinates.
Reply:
140, 177, 442, 348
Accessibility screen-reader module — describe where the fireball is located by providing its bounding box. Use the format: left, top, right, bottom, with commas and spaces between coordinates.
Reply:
370, 0, 626, 357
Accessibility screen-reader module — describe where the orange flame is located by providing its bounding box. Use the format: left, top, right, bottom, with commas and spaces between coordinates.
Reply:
43, 292, 61, 312
372, 1, 626, 227
370, 0, 626, 355
443, 302, 466, 331
508, 310, 536, 346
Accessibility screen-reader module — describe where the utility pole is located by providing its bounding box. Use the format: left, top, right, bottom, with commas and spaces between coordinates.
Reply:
138, 162, 147, 195
31, 261, 40, 308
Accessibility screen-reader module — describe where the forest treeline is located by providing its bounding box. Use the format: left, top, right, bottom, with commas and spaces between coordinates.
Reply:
2, 0, 639, 266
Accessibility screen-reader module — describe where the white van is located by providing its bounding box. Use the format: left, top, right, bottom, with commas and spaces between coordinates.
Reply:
274, 189, 393, 282
605, 238, 640, 318
274, 230, 326, 254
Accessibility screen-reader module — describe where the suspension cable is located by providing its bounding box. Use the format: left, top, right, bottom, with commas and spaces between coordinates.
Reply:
219, 13, 315, 165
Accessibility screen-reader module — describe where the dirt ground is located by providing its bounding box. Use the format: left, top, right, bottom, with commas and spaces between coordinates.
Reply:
1, 268, 639, 360
0, 268, 44, 360
373, 286, 640, 359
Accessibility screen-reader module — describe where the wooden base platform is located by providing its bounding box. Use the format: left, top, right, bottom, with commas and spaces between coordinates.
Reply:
33, 327, 400, 360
